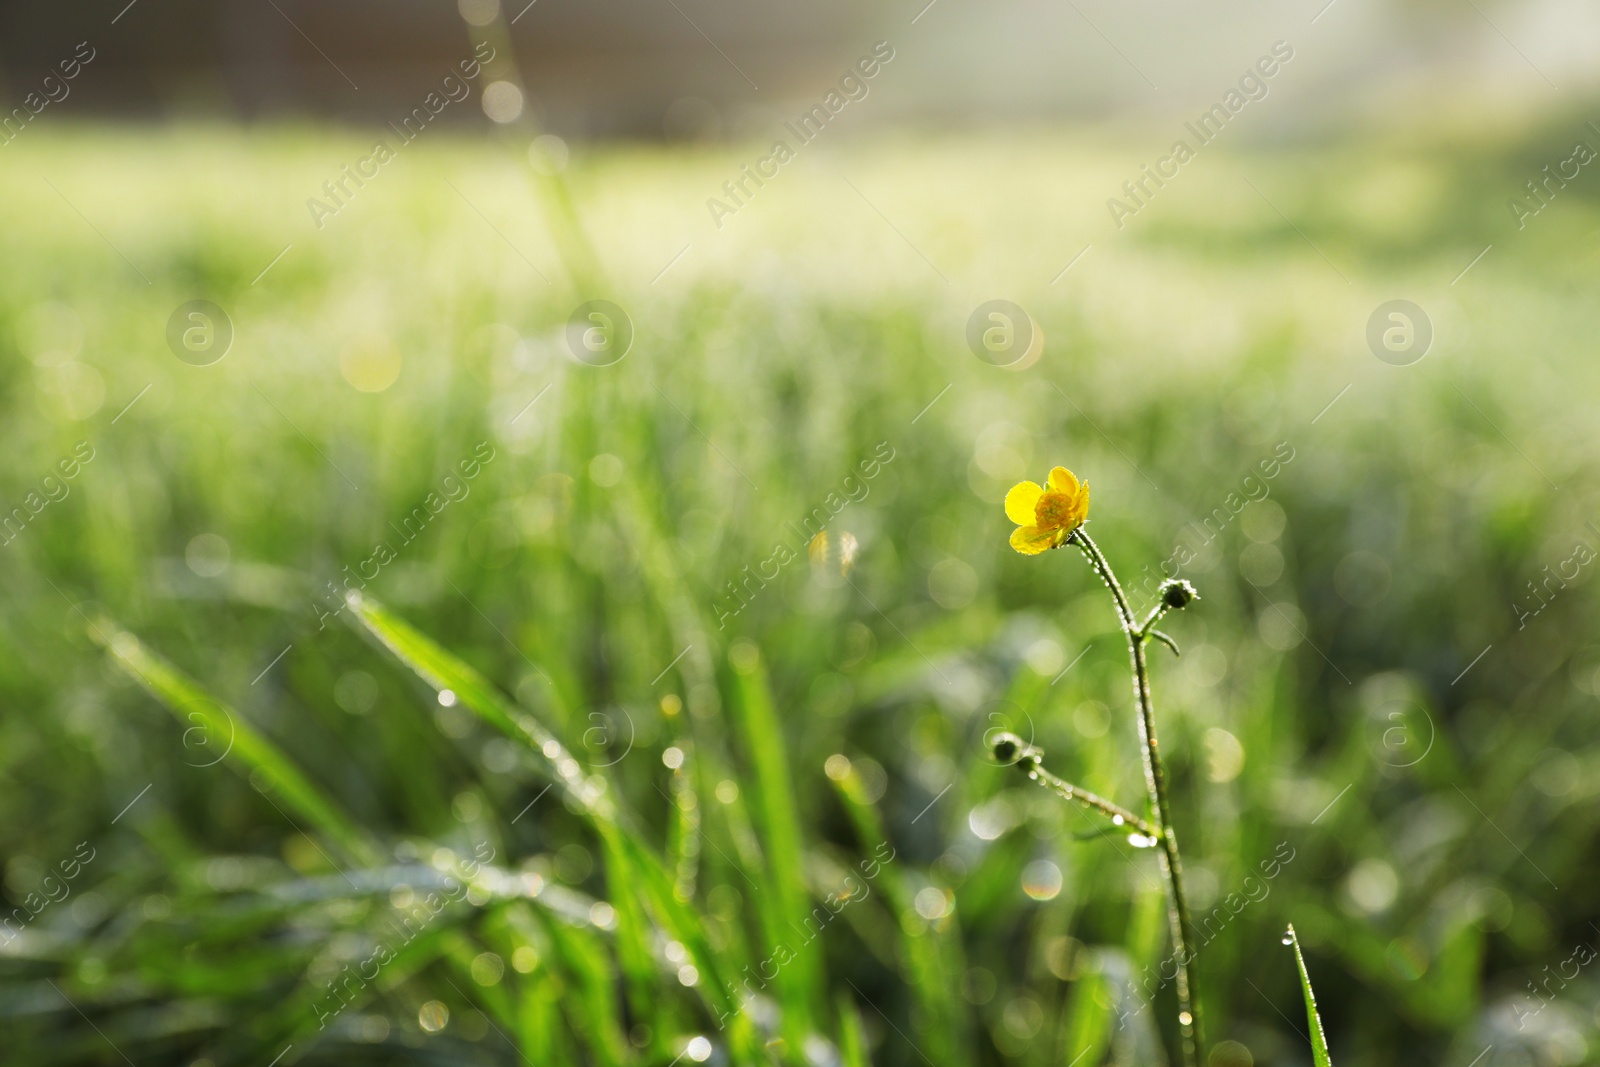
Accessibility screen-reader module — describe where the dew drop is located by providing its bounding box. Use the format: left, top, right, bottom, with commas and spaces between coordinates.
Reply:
1282, 935, 1294, 945
1178, 1011, 1193, 1027
1111, 814, 1124, 826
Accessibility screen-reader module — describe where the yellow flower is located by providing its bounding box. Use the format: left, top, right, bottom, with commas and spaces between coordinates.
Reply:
1005, 466, 1090, 555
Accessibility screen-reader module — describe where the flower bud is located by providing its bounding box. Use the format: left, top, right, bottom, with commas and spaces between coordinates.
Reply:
990, 731, 1041, 767
1160, 579, 1198, 610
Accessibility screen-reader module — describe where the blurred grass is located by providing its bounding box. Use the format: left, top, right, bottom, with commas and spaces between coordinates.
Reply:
1, 116, 1599, 1066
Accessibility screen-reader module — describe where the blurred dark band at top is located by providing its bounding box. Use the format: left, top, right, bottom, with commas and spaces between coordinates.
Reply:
0, 0, 1596, 139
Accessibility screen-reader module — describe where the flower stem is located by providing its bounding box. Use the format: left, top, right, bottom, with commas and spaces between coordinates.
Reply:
1071, 529, 1203, 1067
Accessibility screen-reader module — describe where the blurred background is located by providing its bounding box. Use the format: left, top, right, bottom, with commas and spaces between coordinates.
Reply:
2, 1, 1599, 1065
5, 0, 1600, 132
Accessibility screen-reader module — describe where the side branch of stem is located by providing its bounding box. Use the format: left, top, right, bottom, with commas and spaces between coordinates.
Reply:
997, 735, 1159, 839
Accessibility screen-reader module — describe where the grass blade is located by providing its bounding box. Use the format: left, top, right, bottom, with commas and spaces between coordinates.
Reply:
836, 992, 872, 1067
541, 914, 631, 1067
1285, 924, 1335, 1067
346, 594, 603, 816
827, 756, 968, 1062
725, 641, 822, 1043
92, 620, 379, 866
1057, 965, 1113, 1067
665, 739, 702, 904
347, 594, 768, 1060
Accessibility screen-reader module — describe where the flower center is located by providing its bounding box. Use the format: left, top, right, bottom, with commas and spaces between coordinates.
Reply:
1035, 491, 1077, 529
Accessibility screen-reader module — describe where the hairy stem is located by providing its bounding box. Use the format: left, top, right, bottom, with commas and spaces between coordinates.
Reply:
1072, 529, 1203, 1067
994, 732, 1160, 839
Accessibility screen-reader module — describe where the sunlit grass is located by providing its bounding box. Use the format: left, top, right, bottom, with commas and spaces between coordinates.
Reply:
1, 120, 1598, 1065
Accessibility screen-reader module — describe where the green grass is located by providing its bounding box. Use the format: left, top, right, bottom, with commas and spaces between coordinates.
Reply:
2, 117, 1599, 1066
1287, 925, 1335, 1067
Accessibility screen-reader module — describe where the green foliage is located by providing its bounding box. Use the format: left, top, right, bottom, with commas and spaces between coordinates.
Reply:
1, 121, 1598, 1066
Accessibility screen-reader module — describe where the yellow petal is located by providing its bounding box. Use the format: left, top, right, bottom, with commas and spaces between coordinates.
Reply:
1009, 525, 1056, 555
1047, 467, 1080, 496
1075, 481, 1090, 523
1004, 481, 1044, 526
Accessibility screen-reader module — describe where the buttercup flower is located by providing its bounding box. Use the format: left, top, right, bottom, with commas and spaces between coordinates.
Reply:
1005, 466, 1090, 555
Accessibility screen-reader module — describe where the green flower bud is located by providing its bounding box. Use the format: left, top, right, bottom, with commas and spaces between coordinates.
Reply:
1160, 579, 1198, 610
990, 731, 1041, 767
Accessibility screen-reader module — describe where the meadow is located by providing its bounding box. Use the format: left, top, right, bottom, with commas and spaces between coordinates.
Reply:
1, 115, 1598, 1066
